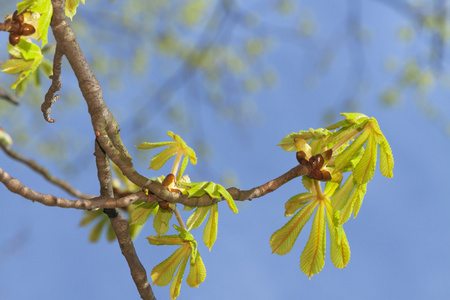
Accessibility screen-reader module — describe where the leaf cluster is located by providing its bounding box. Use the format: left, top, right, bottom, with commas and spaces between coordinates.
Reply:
270, 113, 393, 278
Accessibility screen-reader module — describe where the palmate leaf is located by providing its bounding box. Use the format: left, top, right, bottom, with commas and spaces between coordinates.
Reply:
324, 200, 350, 268
147, 235, 185, 246
151, 244, 191, 287
331, 174, 356, 211
270, 201, 318, 255
300, 201, 326, 278
136, 131, 197, 170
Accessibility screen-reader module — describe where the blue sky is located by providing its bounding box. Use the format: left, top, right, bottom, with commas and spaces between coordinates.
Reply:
1, 1, 450, 299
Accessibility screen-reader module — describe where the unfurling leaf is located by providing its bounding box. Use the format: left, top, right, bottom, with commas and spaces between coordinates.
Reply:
186, 251, 206, 287
378, 135, 394, 178
325, 200, 350, 268
353, 133, 377, 184
154, 207, 173, 235
270, 201, 317, 255
151, 244, 190, 287
130, 202, 158, 226
170, 252, 189, 300
186, 206, 211, 231
284, 193, 315, 217
300, 201, 326, 278
203, 203, 218, 251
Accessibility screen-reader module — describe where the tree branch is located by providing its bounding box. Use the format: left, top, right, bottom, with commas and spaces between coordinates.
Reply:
94, 140, 155, 300
42, 43, 63, 123
0, 143, 94, 199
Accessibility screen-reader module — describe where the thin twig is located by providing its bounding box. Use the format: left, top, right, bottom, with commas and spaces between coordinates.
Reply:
0, 143, 94, 199
42, 44, 63, 123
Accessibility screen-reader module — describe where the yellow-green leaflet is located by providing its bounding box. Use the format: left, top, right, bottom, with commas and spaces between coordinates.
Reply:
151, 244, 190, 287
130, 202, 158, 226
270, 200, 318, 255
334, 129, 370, 172
331, 174, 356, 211
353, 132, 377, 184
284, 193, 316, 217
325, 200, 350, 268
146, 235, 185, 246
170, 251, 189, 300
186, 206, 211, 231
153, 208, 173, 235
203, 203, 218, 251
89, 217, 108, 242
378, 135, 394, 178
300, 201, 326, 279
186, 251, 206, 287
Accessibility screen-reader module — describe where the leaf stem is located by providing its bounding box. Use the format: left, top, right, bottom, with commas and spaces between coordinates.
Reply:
313, 180, 325, 200
173, 206, 186, 230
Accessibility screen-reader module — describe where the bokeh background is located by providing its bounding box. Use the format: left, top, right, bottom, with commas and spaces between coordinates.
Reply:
1, 0, 450, 299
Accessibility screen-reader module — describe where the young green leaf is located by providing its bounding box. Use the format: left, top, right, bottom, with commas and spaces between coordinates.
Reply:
186, 206, 211, 231
177, 156, 189, 182
151, 244, 190, 287
170, 251, 189, 300
65, 0, 85, 20
203, 203, 218, 251
300, 201, 326, 278
284, 193, 315, 217
270, 201, 318, 255
353, 132, 377, 184
89, 217, 108, 242
147, 235, 185, 246
378, 135, 394, 178
153, 207, 173, 235
130, 202, 158, 226
186, 251, 206, 287
149, 147, 179, 170
216, 184, 238, 214
334, 129, 370, 172
331, 174, 356, 211
324, 200, 350, 268
352, 183, 367, 218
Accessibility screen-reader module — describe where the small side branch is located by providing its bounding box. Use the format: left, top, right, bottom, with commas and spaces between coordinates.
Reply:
0, 143, 94, 199
42, 44, 63, 123
0, 166, 149, 209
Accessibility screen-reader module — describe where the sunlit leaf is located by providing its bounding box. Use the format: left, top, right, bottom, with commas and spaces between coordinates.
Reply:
325, 200, 350, 268
203, 203, 218, 251
270, 201, 317, 255
130, 202, 158, 226
353, 133, 377, 184
284, 193, 315, 217
147, 235, 185, 246
170, 251, 189, 300
186, 206, 211, 231
186, 251, 206, 287
136, 141, 177, 150
154, 207, 173, 235
149, 147, 179, 170
300, 201, 326, 278
334, 129, 370, 172
151, 244, 190, 287
352, 183, 367, 218
378, 135, 394, 178
331, 174, 356, 211
216, 184, 238, 214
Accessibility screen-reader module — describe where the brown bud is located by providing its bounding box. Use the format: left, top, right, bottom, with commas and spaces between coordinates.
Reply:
322, 149, 333, 161
320, 170, 332, 181
296, 151, 309, 166
12, 11, 24, 24
158, 201, 172, 211
19, 23, 35, 36
161, 173, 176, 189
9, 33, 20, 45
